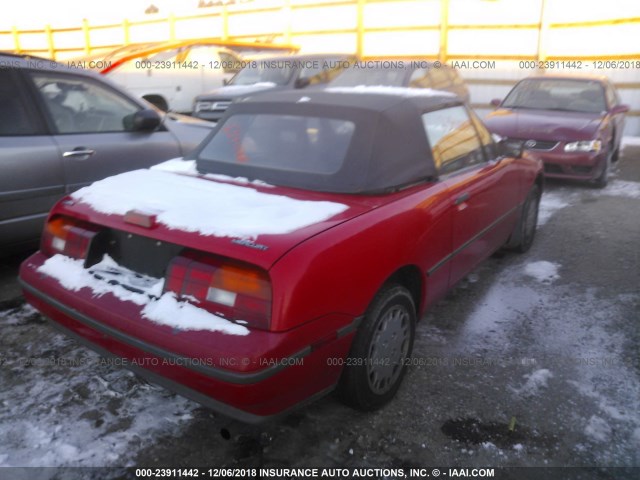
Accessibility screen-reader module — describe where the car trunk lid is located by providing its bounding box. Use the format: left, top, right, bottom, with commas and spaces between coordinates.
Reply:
57, 166, 397, 273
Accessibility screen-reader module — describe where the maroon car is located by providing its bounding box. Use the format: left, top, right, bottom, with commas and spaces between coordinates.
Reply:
20, 89, 543, 422
484, 74, 629, 187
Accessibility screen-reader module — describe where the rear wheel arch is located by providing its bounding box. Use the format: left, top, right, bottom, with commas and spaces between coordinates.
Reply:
384, 265, 424, 318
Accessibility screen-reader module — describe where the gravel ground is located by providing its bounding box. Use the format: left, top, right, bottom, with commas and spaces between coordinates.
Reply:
1, 146, 639, 477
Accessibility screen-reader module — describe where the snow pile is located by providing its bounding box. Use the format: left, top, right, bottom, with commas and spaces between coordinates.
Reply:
600, 180, 640, 200
71, 168, 348, 239
538, 192, 571, 226
38, 255, 158, 306
205, 82, 276, 95
152, 158, 273, 187
512, 369, 554, 396
524, 261, 560, 283
584, 415, 612, 443
37, 254, 249, 335
151, 157, 197, 174
326, 86, 455, 97
142, 293, 248, 335
621, 136, 640, 148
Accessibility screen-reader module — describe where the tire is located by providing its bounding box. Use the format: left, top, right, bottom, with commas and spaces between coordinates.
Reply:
592, 150, 611, 189
612, 147, 620, 163
506, 184, 540, 253
338, 284, 416, 411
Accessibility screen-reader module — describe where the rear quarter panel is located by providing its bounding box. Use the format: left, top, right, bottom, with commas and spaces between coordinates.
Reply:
268, 182, 452, 331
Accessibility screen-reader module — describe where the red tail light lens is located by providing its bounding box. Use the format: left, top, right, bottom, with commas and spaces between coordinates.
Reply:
41, 215, 101, 260
165, 252, 272, 330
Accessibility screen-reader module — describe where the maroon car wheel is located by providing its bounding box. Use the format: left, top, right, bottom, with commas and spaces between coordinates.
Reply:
592, 150, 612, 188
338, 284, 416, 411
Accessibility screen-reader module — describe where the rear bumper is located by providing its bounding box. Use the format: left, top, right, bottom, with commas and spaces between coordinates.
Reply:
20, 252, 359, 423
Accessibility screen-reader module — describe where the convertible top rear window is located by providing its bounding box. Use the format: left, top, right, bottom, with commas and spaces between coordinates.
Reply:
199, 114, 355, 175
194, 90, 453, 193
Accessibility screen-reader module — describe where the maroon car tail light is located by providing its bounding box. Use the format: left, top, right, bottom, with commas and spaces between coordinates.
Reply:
165, 252, 272, 330
41, 216, 101, 260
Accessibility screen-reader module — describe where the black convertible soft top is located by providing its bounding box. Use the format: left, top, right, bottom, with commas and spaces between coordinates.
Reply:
193, 89, 460, 194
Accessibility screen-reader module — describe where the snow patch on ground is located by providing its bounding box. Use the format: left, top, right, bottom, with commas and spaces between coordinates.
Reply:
584, 415, 612, 442
446, 249, 639, 464
621, 136, 640, 148
37, 254, 248, 335
0, 305, 197, 467
599, 179, 640, 199
72, 169, 347, 239
538, 192, 571, 226
512, 369, 554, 396
523, 261, 560, 283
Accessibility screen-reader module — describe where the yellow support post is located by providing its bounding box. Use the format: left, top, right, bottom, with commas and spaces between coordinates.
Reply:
283, 0, 292, 45
222, 5, 229, 41
45, 24, 55, 60
168, 13, 176, 41
83, 19, 91, 55
537, 0, 549, 63
123, 18, 130, 45
356, 0, 365, 58
439, 0, 449, 63
12, 26, 21, 54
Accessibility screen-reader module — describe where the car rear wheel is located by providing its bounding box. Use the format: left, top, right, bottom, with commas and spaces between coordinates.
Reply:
506, 183, 540, 253
338, 284, 416, 411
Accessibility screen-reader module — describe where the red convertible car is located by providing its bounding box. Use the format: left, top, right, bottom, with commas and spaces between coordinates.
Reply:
484, 74, 629, 188
20, 89, 543, 422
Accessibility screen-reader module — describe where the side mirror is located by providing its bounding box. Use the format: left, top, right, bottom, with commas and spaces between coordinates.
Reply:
490, 98, 502, 108
123, 108, 162, 132
223, 78, 230, 86
295, 77, 311, 89
610, 104, 629, 115
497, 138, 523, 159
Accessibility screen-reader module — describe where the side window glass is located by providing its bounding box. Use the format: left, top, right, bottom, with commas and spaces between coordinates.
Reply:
447, 67, 464, 86
299, 63, 328, 85
408, 68, 431, 88
0, 70, 37, 136
468, 108, 497, 159
323, 57, 355, 83
30, 73, 139, 134
605, 84, 618, 109
427, 67, 451, 90
422, 105, 485, 175
218, 50, 243, 74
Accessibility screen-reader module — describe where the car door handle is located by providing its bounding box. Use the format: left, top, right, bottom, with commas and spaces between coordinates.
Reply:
63, 149, 95, 159
455, 192, 470, 205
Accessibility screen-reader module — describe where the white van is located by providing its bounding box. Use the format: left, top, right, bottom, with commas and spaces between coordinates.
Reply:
107, 43, 243, 114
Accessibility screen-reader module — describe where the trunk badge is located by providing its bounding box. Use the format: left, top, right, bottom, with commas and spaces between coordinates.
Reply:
232, 238, 269, 251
